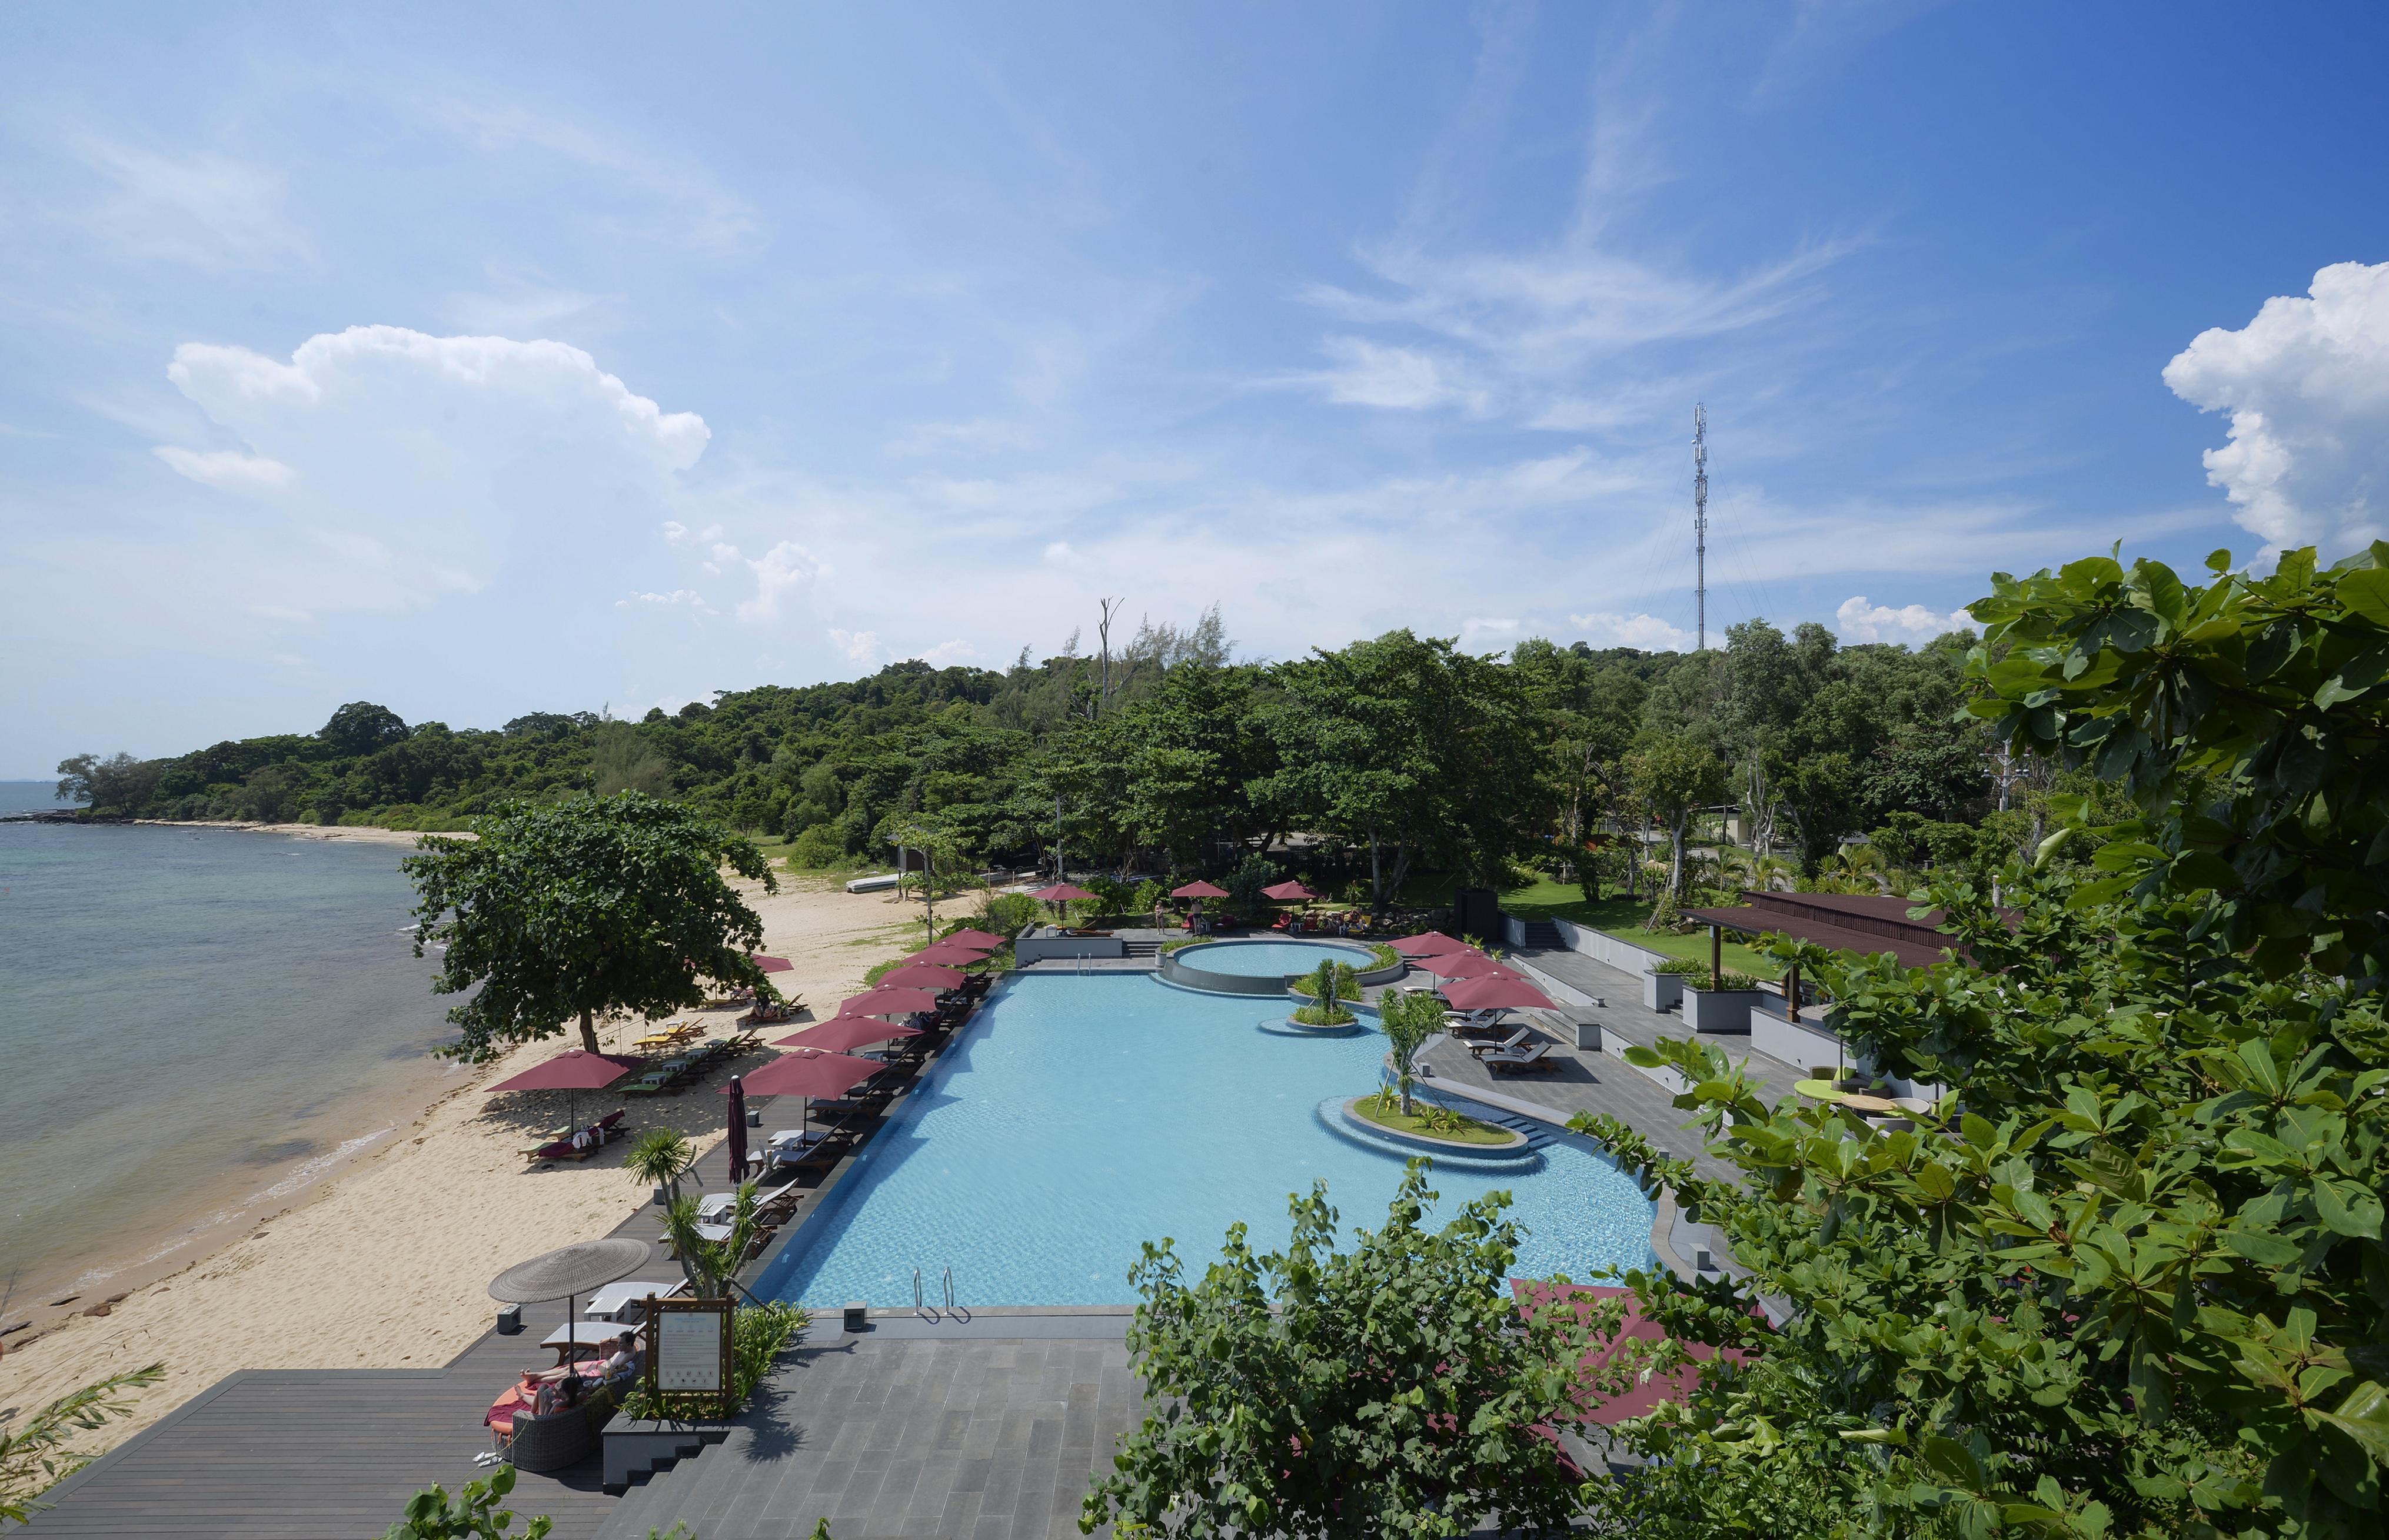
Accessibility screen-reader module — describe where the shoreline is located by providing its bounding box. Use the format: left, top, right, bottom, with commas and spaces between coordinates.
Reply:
0, 870, 929, 1468
128, 818, 445, 848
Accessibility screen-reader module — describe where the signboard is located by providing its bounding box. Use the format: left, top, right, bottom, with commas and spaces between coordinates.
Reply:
646, 1296, 734, 1419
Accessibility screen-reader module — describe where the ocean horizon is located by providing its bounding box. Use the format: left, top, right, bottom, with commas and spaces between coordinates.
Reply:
0, 783, 470, 1315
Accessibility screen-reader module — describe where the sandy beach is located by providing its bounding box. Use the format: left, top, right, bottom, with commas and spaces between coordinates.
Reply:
0, 864, 937, 1465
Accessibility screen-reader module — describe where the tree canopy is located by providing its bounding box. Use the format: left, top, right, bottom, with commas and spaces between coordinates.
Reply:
403, 793, 777, 1058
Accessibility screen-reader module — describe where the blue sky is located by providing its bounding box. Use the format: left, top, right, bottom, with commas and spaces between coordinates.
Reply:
5, 2, 2387, 775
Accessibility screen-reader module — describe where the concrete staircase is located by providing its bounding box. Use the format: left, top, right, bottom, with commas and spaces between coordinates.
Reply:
1120, 938, 1161, 962
1516, 919, 1563, 949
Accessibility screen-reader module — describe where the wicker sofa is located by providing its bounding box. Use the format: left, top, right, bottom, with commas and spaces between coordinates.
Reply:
507, 1384, 618, 1473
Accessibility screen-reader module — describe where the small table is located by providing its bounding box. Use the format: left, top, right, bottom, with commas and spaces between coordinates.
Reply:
539, 1322, 633, 1363
584, 1282, 676, 1322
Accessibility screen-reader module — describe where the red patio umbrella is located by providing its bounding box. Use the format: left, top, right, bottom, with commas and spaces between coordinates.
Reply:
1262, 880, 1318, 902
776, 1016, 924, 1053
1392, 930, 1469, 956
877, 963, 965, 990
1031, 883, 1097, 903
906, 942, 991, 967
840, 987, 940, 1018
939, 929, 1004, 947
729, 1047, 883, 1100
484, 1049, 641, 1135
1440, 975, 1555, 1011
1170, 880, 1229, 899
1425, 950, 1520, 980
747, 953, 794, 973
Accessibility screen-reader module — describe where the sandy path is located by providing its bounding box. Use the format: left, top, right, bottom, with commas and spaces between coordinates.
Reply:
0, 870, 940, 1468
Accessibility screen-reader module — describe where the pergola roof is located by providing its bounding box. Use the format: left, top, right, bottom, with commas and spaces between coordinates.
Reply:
1681, 890, 1964, 970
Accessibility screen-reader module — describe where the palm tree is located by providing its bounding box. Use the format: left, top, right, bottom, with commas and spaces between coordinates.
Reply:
627, 1128, 695, 1206
1376, 988, 1446, 1116
659, 1183, 764, 1300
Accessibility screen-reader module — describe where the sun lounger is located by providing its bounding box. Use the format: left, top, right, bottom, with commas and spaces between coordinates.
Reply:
1468, 1028, 1534, 1059
1483, 1042, 1557, 1075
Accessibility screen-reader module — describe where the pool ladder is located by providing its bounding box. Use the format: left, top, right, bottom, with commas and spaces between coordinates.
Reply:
913, 1266, 968, 1322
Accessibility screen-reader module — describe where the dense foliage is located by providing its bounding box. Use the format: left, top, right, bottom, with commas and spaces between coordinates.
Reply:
1084, 1163, 1613, 1538
404, 793, 776, 1059
55, 610, 1994, 908
0, 1363, 162, 1524
1565, 544, 2389, 1538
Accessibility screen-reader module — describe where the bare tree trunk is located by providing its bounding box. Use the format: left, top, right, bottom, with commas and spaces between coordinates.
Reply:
1671, 813, 1689, 894
1369, 826, 1383, 916
578, 1006, 600, 1056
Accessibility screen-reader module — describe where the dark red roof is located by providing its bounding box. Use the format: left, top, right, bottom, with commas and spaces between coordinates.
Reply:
1681, 889, 1962, 969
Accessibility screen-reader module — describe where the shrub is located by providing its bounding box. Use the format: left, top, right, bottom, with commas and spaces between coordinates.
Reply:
1222, 852, 1279, 916
976, 892, 1040, 936
1651, 956, 1709, 975
786, 823, 845, 869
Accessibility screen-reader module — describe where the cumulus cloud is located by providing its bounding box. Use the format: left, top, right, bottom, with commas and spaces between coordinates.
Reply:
151, 445, 295, 490
618, 588, 714, 613
151, 325, 709, 608
827, 628, 881, 664
911, 639, 979, 666
1834, 596, 1971, 646
733, 541, 820, 624
2163, 261, 2389, 556
1569, 610, 1697, 651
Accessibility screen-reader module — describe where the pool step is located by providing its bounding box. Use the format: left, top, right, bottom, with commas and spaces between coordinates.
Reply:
1120, 939, 1161, 960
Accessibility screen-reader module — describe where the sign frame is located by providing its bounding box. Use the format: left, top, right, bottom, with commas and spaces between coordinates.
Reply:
644, 1295, 734, 1420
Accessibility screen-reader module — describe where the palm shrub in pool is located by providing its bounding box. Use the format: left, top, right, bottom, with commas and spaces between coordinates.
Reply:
1290, 959, 1359, 1025
1373, 986, 1442, 1115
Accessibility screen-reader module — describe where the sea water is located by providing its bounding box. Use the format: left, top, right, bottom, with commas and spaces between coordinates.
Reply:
0, 786, 467, 1312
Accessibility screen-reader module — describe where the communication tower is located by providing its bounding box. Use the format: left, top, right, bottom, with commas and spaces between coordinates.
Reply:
1692, 403, 1709, 652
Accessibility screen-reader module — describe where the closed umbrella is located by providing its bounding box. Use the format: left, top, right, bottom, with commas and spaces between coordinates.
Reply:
1393, 930, 1469, 956
877, 963, 965, 990
841, 987, 940, 1018
776, 1016, 924, 1053
727, 1075, 748, 1181
1441, 975, 1556, 1011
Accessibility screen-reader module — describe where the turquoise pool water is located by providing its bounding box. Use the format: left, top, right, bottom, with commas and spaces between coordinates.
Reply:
1176, 939, 1376, 976
757, 972, 1656, 1308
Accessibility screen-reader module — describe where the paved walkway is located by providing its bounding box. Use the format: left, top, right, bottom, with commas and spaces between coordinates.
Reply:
598, 1329, 1136, 1540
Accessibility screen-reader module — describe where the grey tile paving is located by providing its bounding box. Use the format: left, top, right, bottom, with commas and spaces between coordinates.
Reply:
595, 1332, 1134, 1540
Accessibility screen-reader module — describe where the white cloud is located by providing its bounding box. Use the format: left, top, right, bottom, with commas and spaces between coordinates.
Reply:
1300, 337, 1489, 413
149, 325, 708, 608
2162, 261, 2389, 556
1834, 596, 1971, 645
733, 541, 820, 624
828, 628, 881, 664
151, 445, 296, 490
1570, 610, 1697, 651
911, 639, 979, 666
618, 588, 715, 613
54, 130, 308, 267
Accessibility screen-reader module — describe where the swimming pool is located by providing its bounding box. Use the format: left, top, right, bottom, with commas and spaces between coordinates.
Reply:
756, 971, 1656, 1308
1172, 939, 1379, 976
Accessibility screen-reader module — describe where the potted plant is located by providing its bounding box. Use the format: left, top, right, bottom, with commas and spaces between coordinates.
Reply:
1645, 956, 1705, 1012
1683, 967, 1765, 1033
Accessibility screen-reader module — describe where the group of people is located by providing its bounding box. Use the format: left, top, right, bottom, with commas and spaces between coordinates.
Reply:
517, 1328, 640, 1416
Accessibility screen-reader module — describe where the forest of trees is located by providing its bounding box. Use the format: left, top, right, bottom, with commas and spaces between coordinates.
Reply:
55, 603, 2055, 907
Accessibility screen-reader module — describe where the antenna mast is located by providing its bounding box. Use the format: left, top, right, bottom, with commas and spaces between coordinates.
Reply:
1692, 403, 1709, 652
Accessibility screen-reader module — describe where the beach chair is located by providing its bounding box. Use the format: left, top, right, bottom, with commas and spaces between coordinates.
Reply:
621, 1072, 669, 1097
1483, 1042, 1557, 1076
1467, 1027, 1535, 1059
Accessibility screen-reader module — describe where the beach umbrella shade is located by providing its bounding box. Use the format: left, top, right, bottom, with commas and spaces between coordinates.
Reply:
1170, 880, 1229, 899
489, 1236, 652, 1350
840, 987, 940, 1018
775, 1016, 924, 1053
1392, 930, 1469, 956
484, 1049, 640, 1137
727, 1075, 748, 1182
1030, 883, 1097, 903
1440, 975, 1556, 1011
1425, 951, 1521, 980
1262, 880, 1318, 902
747, 953, 794, 973
877, 963, 964, 990
938, 929, 1004, 947
907, 936, 993, 960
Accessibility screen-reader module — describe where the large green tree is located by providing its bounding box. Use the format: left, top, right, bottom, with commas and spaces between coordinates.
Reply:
404, 793, 777, 1058
1625, 732, 1728, 894
1567, 542, 2389, 1539
1083, 1163, 1612, 1538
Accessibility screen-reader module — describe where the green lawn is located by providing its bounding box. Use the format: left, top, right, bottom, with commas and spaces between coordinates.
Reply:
1350, 1096, 1516, 1146
1399, 872, 1784, 980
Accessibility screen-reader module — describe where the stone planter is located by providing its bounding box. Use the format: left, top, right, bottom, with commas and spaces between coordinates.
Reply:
1339, 1097, 1530, 1156
1683, 987, 1759, 1034
1643, 971, 1684, 1012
